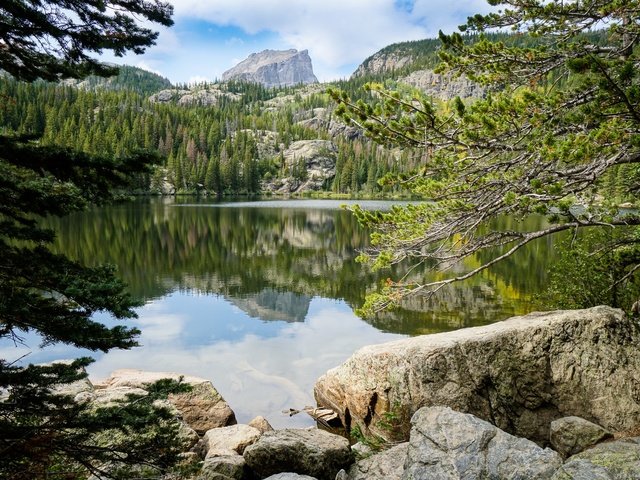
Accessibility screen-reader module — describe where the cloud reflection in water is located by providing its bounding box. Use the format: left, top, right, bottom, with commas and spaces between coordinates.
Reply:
86, 293, 405, 429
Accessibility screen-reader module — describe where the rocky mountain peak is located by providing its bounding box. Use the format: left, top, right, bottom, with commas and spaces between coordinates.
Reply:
222, 49, 318, 88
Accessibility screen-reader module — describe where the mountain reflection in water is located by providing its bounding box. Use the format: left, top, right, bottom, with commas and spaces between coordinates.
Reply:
0, 197, 556, 427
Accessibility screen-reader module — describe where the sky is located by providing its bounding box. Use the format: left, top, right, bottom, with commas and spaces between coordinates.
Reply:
103, 0, 494, 85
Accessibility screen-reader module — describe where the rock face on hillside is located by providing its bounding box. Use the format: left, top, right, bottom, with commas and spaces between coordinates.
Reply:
148, 86, 241, 106
222, 49, 318, 88
352, 51, 414, 77
400, 69, 486, 100
263, 139, 337, 193
314, 306, 640, 445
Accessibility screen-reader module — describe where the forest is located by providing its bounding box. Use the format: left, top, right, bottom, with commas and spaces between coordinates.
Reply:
0, 65, 416, 196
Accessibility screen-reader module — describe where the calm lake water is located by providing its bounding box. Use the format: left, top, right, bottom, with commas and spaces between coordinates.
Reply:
0, 197, 556, 427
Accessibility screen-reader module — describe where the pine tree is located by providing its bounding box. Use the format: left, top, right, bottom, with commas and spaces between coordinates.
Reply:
0, 2, 194, 479
331, 0, 640, 314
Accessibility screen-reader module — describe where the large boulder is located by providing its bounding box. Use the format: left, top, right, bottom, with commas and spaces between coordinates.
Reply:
549, 416, 612, 457
202, 424, 261, 458
403, 406, 562, 479
243, 428, 352, 480
96, 369, 236, 434
198, 454, 247, 480
552, 437, 640, 479
314, 307, 640, 444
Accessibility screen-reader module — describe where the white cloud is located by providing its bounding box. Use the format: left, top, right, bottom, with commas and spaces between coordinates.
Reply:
86, 300, 405, 427
188, 75, 212, 85
165, 0, 490, 80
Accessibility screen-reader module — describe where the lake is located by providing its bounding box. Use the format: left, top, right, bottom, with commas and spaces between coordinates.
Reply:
0, 197, 555, 428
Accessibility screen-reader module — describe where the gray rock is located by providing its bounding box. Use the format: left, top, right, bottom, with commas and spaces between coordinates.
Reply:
248, 415, 274, 433
352, 51, 414, 77
96, 369, 237, 434
315, 307, 640, 445
264, 474, 318, 480
222, 49, 318, 88
550, 416, 612, 457
402, 407, 562, 480
350, 441, 373, 459
264, 140, 336, 194
399, 69, 486, 100
198, 454, 246, 480
203, 424, 261, 458
243, 428, 353, 480
348, 442, 408, 480
552, 438, 640, 479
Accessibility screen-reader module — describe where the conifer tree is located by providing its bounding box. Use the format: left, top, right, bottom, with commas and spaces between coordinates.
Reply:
0, 2, 195, 479
331, 0, 640, 314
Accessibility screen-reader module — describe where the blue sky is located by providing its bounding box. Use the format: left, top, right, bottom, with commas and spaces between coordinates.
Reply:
105, 0, 493, 84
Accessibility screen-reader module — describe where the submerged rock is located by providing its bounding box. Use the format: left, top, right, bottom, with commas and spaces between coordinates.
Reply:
314, 306, 640, 445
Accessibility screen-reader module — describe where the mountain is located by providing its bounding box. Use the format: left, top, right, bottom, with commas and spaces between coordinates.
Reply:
222, 49, 318, 88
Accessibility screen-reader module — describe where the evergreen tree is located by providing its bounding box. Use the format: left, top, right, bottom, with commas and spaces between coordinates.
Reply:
331, 0, 640, 314
0, 2, 193, 479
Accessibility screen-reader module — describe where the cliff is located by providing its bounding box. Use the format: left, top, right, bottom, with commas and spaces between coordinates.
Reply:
222, 49, 318, 88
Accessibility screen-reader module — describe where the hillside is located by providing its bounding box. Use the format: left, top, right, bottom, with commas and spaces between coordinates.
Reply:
63, 65, 172, 96
0, 36, 516, 198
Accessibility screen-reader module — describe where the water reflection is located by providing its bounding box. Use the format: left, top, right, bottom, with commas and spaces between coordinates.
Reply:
0, 197, 557, 426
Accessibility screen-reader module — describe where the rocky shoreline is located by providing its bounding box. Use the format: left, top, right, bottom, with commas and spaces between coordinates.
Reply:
72, 306, 640, 479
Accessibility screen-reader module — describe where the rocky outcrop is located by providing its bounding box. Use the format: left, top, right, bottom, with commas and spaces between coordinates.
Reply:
243, 428, 352, 480
203, 424, 261, 458
399, 69, 486, 100
148, 86, 241, 106
263, 140, 337, 194
552, 438, 640, 479
96, 369, 237, 434
352, 51, 414, 77
222, 49, 318, 88
314, 306, 640, 445
345, 442, 408, 480
549, 416, 613, 458
404, 407, 562, 479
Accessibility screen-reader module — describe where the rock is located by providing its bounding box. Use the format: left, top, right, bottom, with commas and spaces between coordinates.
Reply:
403, 406, 562, 479
176, 421, 201, 451
243, 428, 353, 480
347, 442, 408, 480
315, 306, 640, 445
350, 441, 373, 459
264, 475, 318, 480
98, 369, 236, 434
552, 437, 640, 479
352, 51, 414, 77
399, 69, 486, 100
198, 454, 246, 480
263, 140, 336, 194
222, 49, 318, 88
550, 416, 612, 457
92, 386, 149, 407
249, 415, 274, 433
202, 424, 261, 458
149, 86, 241, 105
